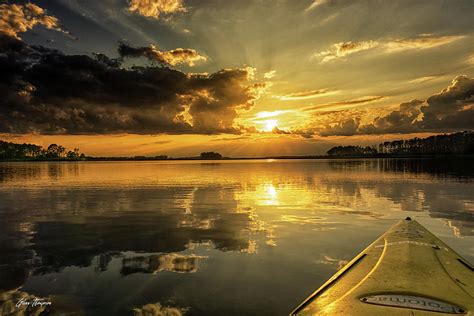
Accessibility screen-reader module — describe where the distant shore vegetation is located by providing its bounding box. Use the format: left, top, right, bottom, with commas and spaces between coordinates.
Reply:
0, 141, 86, 161
327, 131, 474, 157
1, 131, 473, 161
200, 152, 222, 159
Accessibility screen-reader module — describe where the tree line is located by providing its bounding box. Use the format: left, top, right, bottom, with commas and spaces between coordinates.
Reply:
327, 131, 474, 157
0, 141, 85, 160
0, 140, 225, 161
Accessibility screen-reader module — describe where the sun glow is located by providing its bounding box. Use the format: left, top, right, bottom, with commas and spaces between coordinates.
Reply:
255, 110, 289, 119
263, 120, 278, 132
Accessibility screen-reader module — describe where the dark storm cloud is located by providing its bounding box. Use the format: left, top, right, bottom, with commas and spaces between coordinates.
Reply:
358, 99, 424, 135
319, 117, 361, 137
186, 69, 265, 134
0, 34, 262, 135
319, 76, 474, 136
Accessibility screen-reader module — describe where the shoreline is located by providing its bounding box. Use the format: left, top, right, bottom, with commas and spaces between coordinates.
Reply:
1, 154, 473, 162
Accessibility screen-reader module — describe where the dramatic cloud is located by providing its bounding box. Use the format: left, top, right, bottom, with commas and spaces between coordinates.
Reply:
276, 89, 336, 100
358, 100, 423, 135
421, 75, 474, 124
118, 42, 206, 66
0, 3, 63, 39
185, 68, 265, 133
128, 0, 186, 19
319, 76, 474, 136
320, 117, 361, 136
0, 35, 263, 135
315, 35, 464, 63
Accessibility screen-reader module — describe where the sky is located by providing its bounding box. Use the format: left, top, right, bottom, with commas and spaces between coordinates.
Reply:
1, 0, 473, 157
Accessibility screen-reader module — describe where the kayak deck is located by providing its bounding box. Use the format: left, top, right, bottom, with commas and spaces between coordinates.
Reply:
291, 217, 474, 315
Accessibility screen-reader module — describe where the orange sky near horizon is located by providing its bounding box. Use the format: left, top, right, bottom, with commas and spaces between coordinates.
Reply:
1, 132, 440, 157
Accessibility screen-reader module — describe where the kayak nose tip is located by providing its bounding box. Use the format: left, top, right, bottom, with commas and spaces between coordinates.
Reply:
405, 216, 412, 221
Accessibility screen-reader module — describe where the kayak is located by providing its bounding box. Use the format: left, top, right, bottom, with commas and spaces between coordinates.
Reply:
291, 217, 474, 315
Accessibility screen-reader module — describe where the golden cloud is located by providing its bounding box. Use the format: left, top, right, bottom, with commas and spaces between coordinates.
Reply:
315, 41, 378, 63
159, 47, 207, 66
303, 96, 385, 111
263, 70, 277, 79
128, 0, 186, 19
276, 89, 338, 100
314, 35, 465, 63
118, 42, 206, 66
0, 3, 63, 39
384, 35, 464, 52
407, 76, 438, 84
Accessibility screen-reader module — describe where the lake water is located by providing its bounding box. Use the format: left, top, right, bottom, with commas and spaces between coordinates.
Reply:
0, 159, 473, 315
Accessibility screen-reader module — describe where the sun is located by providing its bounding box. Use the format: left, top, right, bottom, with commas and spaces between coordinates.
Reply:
263, 119, 278, 132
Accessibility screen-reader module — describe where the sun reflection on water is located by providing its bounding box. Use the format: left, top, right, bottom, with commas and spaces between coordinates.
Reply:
265, 184, 278, 205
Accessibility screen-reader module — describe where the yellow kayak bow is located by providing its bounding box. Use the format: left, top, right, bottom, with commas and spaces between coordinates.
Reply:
291, 217, 474, 315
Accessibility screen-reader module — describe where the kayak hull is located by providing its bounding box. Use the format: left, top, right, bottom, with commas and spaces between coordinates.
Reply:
291, 218, 474, 315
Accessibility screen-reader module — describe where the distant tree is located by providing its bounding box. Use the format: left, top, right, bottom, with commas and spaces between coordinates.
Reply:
200, 152, 222, 159
47, 144, 66, 158
66, 148, 81, 159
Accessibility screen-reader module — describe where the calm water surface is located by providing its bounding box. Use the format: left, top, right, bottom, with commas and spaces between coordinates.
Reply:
0, 159, 473, 315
